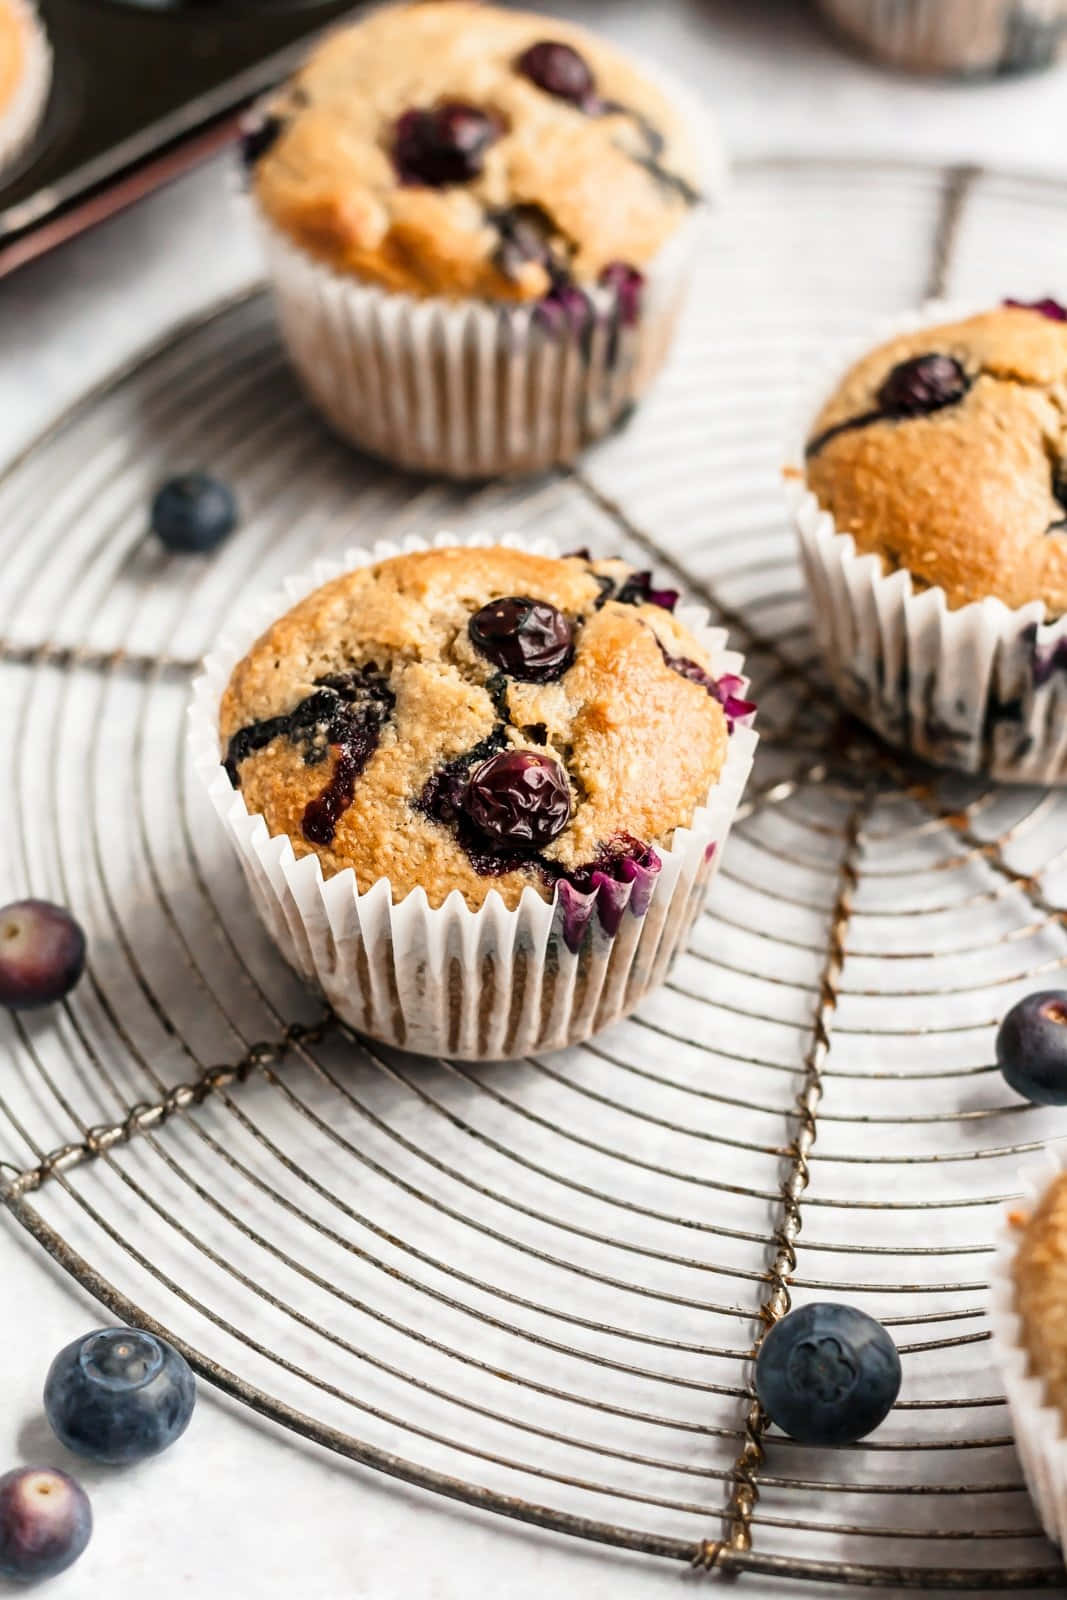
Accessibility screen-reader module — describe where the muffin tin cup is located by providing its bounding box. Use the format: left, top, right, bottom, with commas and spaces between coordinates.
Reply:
789, 298, 1067, 785
188, 530, 756, 1061
989, 1143, 1067, 1546
815, 0, 1067, 76
0, 0, 50, 176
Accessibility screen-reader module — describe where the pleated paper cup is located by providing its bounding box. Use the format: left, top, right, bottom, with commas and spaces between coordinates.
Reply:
188, 531, 757, 1061
990, 1144, 1067, 1546
789, 299, 1067, 784
816, 0, 1067, 76
0, 0, 50, 175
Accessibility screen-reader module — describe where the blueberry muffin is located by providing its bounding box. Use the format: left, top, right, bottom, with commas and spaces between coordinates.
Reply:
991, 1161, 1067, 1545
200, 542, 755, 1058
794, 299, 1067, 781
0, 0, 49, 173
816, 0, 1067, 77
805, 302, 1067, 613
242, 2, 717, 476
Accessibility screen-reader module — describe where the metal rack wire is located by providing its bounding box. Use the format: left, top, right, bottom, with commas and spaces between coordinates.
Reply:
3, 156, 1067, 1589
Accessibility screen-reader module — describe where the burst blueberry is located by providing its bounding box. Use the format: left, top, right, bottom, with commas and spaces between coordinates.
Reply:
755, 1303, 901, 1446
598, 262, 644, 327
0, 899, 85, 1010
152, 472, 237, 553
876, 353, 969, 418
0, 1468, 91, 1582
393, 102, 498, 186
996, 990, 1067, 1105
1004, 296, 1067, 322
465, 750, 572, 849
44, 1327, 196, 1465
516, 40, 595, 106
469, 597, 574, 681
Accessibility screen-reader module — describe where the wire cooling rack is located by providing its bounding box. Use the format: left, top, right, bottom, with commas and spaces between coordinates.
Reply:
4, 156, 1067, 1591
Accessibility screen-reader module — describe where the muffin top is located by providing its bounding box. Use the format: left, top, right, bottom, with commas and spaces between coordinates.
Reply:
804, 302, 1067, 616
1011, 1169, 1067, 1420
247, 1, 701, 302
219, 546, 742, 912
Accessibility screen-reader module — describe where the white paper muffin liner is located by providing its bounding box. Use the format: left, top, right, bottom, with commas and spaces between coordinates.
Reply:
0, 0, 50, 174
188, 530, 757, 1060
990, 1142, 1067, 1546
815, 0, 1067, 75
248, 66, 723, 480
789, 298, 1067, 784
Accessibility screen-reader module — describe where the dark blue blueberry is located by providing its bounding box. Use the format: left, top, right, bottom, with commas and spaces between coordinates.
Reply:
465, 750, 571, 849
0, 900, 85, 1010
0, 1468, 91, 1582
876, 353, 969, 418
151, 473, 237, 554
44, 1327, 196, 1465
997, 990, 1067, 1104
393, 103, 498, 187
516, 40, 595, 106
755, 1303, 901, 1446
613, 568, 678, 612
469, 597, 574, 681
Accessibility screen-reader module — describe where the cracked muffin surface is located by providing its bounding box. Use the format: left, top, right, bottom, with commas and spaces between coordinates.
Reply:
249, 1, 700, 301
805, 305, 1067, 615
1012, 1171, 1067, 1421
219, 546, 732, 910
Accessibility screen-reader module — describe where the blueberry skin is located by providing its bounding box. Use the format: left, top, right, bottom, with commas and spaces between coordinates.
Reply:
44, 1328, 196, 1465
0, 900, 86, 1010
997, 990, 1067, 1105
755, 1303, 901, 1446
151, 473, 237, 553
0, 1467, 92, 1582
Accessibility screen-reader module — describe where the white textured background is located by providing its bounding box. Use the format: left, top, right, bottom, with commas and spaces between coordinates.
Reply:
3, 3, 1067, 1597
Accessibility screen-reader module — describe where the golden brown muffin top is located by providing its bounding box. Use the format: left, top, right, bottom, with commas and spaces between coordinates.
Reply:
1012, 1169, 1067, 1421
0, 1, 29, 118
219, 546, 733, 911
249, 2, 701, 301
805, 305, 1067, 616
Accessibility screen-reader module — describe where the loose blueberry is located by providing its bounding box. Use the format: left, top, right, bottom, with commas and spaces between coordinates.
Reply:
1004, 296, 1067, 322
598, 261, 644, 327
755, 1303, 901, 1446
996, 990, 1067, 1104
0, 900, 85, 1011
151, 473, 237, 554
393, 102, 498, 187
465, 750, 571, 849
516, 40, 595, 106
44, 1327, 196, 1465
0, 1468, 91, 1582
876, 353, 969, 418
469, 597, 574, 681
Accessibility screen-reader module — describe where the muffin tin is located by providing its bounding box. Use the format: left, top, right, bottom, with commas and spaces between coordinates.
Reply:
0, 0, 359, 277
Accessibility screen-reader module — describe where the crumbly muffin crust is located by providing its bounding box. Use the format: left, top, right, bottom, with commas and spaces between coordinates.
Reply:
219, 547, 730, 911
250, 2, 700, 301
1012, 1170, 1067, 1420
805, 306, 1067, 616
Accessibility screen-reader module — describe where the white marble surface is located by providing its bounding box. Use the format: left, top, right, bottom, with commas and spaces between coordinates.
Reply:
2, 4, 1067, 1596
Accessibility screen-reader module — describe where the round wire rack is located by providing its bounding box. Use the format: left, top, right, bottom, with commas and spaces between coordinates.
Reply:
3, 155, 1067, 1591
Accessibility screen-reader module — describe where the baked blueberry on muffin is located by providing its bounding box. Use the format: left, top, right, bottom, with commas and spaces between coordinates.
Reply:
0, 0, 49, 173
199, 541, 755, 1058
243, 2, 717, 476
794, 299, 1067, 782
